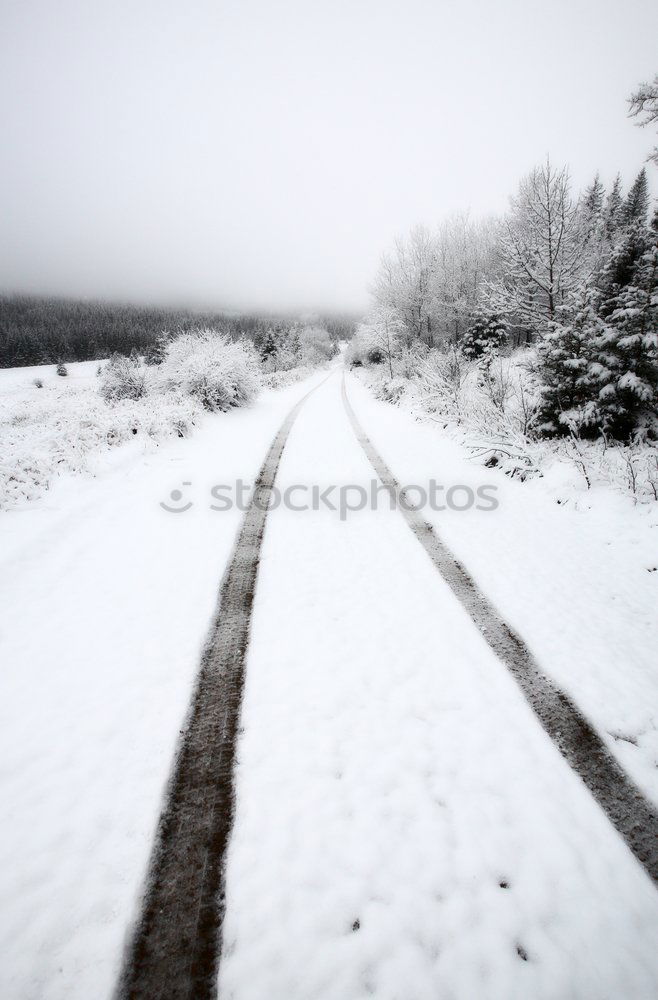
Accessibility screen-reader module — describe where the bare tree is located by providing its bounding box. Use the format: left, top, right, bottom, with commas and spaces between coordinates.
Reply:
372, 226, 438, 345
371, 216, 498, 348
496, 159, 586, 336
628, 74, 658, 166
355, 307, 404, 377
433, 214, 499, 343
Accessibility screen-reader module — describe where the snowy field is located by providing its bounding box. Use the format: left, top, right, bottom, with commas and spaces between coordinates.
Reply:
0, 360, 195, 508
1, 363, 658, 999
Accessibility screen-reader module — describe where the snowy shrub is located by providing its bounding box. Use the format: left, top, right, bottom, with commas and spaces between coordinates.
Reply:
261, 365, 315, 390
396, 343, 430, 379
56, 362, 68, 377
33, 378, 43, 389
143, 333, 171, 366
157, 329, 261, 411
298, 325, 335, 366
261, 345, 300, 374
99, 352, 147, 403
415, 347, 473, 422
557, 438, 658, 501
345, 328, 376, 368
374, 376, 407, 404
0, 387, 202, 509
462, 310, 508, 360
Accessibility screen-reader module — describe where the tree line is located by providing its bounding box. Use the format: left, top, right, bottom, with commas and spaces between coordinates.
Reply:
0, 295, 357, 369
364, 74, 658, 441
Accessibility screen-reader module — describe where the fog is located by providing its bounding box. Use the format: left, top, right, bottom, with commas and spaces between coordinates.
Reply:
1, 0, 656, 314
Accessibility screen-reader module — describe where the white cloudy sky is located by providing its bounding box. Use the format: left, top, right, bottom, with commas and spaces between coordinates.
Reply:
1, 0, 656, 313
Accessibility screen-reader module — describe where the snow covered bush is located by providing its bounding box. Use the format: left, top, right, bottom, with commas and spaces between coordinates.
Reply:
1, 324, 333, 509
298, 325, 335, 366
143, 333, 170, 366
157, 329, 261, 411
261, 366, 316, 390
258, 326, 304, 373
99, 352, 147, 402
345, 325, 392, 368
0, 386, 201, 508
462, 310, 508, 360
374, 376, 407, 404
415, 347, 473, 422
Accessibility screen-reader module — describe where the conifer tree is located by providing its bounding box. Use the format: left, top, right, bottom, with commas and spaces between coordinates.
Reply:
581, 172, 608, 276
622, 167, 649, 228
604, 174, 624, 241
582, 173, 605, 228
462, 310, 508, 360
591, 235, 658, 439
261, 327, 279, 363
597, 225, 653, 317
536, 289, 604, 436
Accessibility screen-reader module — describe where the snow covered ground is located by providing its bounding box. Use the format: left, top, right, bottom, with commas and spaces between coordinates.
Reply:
2, 363, 658, 999
219, 373, 658, 1000
0, 370, 326, 1000
343, 374, 658, 805
0, 360, 197, 508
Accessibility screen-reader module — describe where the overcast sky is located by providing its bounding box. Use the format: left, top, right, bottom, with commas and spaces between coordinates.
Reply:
1, 0, 657, 314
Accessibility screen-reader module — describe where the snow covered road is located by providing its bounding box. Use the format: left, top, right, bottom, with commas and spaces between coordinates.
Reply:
2, 366, 658, 1000
219, 372, 658, 1000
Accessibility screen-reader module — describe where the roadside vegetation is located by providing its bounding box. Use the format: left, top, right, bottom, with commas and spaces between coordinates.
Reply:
348, 75, 658, 502
0, 325, 338, 508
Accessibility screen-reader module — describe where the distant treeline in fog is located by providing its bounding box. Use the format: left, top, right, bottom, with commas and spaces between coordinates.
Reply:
0, 295, 358, 368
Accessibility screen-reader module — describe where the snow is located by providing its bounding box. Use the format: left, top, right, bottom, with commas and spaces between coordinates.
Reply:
343, 374, 658, 805
0, 344, 268, 509
0, 370, 326, 1000
0, 360, 199, 508
219, 373, 658, 1000
2, 361, 658, 999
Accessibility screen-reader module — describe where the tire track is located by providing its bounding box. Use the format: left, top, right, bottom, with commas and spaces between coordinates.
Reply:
115, 375, 330, 1000
341, 373, 658, 887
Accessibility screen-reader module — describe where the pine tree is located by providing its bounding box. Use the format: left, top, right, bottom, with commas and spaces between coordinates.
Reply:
536, 289, 604, 436
261, 327, 278, 363
622, 168, 649, 228
581, 173, 608, 277
591, 235, 658, 440
582, 173, 605, 228
462, 310, 508, 359
604, 174, 624, 241
597, 226, 653, 318
144, 332, 170, 366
